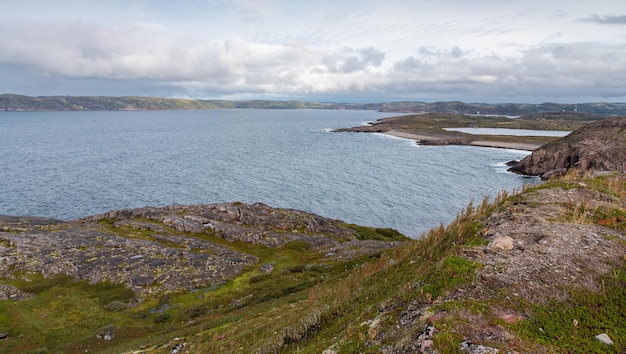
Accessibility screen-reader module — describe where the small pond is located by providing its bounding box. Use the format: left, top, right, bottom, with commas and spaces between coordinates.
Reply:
444, 127, 570, 137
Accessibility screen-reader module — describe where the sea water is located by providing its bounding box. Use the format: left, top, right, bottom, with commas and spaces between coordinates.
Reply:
0, 109, 533, 238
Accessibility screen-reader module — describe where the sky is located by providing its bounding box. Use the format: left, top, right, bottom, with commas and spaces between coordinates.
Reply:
1, 0, 625, 103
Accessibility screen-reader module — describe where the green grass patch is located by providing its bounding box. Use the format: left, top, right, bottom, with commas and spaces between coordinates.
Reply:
0, 275, 150, 353
422, 256, 481, 299
347, 224, 410, 241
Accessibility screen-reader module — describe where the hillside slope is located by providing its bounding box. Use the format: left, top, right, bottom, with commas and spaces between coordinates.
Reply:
0, 94, 331, 111
1, 174, 624, 353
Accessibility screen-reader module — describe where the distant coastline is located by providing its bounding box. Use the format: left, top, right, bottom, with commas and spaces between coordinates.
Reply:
334, 111, 617, 151
3, 94, 626, 115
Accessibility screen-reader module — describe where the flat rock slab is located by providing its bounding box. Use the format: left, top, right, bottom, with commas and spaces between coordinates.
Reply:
0, 202, 403, 297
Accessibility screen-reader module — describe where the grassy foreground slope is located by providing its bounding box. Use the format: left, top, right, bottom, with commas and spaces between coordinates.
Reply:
181, 172, 624, 354
1, 173, 625, 353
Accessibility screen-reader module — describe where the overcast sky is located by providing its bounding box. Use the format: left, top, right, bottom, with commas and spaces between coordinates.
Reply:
2, 0, 625, 103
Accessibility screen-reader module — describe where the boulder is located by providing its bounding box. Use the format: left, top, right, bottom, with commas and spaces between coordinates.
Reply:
488, 235, 515, 251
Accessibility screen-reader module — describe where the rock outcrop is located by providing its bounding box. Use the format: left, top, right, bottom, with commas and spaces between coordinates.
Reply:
0, 202, 404, 298
508, 116, 626, 179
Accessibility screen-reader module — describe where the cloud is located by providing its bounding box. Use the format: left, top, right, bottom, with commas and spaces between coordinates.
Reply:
1, 9, 626, 102
323, 47, 385, 73
385, 42, 626, 100
579, 14, 626, 25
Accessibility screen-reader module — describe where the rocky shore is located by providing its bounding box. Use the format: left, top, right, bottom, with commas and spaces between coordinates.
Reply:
508, 116, 626, 179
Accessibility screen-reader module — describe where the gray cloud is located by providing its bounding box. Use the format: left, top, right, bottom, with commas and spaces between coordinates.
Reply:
1, 6, 626, 103
579, 14, 626, 25
382, 42, 626, 101
323, 47, 385, 73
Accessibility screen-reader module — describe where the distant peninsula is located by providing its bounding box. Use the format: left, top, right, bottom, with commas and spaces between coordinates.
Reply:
336, 111, 607, 151
2, 94, 626, 115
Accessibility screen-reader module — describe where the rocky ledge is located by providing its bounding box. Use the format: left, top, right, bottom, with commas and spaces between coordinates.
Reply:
508, 116, 626, 179
0, 202, 405, 298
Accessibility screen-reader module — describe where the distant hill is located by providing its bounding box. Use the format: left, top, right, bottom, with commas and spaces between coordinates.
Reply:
0, 94, 330, 111
371, 100, 626, 115
2, 94, 626, 114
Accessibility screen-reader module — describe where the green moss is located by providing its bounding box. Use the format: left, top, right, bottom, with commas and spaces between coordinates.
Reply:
0, 275, 150, 353
283, 240, 312, 251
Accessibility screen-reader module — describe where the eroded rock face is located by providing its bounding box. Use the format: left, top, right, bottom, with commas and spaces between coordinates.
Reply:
508, 117, 626, 179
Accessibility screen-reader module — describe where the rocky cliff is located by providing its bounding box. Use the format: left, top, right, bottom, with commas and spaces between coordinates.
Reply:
508, 116, 626, 179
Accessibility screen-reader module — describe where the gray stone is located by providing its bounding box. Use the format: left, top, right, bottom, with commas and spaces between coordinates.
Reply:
595, 333, 614, 345
170, 343, 185, 353
460, 341, 499, 354
103, 331, 114, 341
260, 263, 274, 273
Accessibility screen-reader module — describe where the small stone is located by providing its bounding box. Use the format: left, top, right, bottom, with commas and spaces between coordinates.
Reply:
0, 332, 8, 340
103, 331, 114, 341
488, 235, 514, 251
420, 339, 434, 352
368, 318, 381, 340
460, 340, 499, 353
595, 333, 614, 345
170, 343, 185, 353
260, 263, 274, 273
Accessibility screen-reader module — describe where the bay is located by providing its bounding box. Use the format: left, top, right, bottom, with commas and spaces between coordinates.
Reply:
0, 110, 533, 238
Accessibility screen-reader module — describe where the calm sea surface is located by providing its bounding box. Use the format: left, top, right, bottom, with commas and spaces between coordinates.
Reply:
0, 110, 534, 238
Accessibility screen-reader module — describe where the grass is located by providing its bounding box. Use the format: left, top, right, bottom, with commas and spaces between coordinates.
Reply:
422, 255, 482, 299
511, 265, 626, 353
346, 224, 410, 241
0, 275, 145, 353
